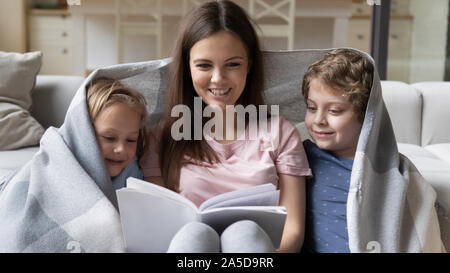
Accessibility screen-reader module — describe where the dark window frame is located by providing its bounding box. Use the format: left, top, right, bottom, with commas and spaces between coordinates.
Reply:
370, 0, 391, 80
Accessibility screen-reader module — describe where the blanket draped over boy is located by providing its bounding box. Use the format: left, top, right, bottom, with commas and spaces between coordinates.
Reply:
0, 50, 446, 252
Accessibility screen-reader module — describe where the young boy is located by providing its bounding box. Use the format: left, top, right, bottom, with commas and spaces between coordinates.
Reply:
300, 49, 374, 253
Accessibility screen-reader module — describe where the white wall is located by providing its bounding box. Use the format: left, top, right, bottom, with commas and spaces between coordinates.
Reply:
77, 0, 349, 70
0, 0, 27, 52
85, 15, 336, 69
86, 15, 117, 69
85, 15, 180, 69
409, 0, 449, 82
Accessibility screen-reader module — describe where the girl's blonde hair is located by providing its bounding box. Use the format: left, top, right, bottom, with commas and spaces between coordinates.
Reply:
87, 77, 148, 158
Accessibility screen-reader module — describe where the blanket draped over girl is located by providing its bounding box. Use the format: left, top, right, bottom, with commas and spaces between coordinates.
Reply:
0, 50, 446, 252
0, 59, 170, 252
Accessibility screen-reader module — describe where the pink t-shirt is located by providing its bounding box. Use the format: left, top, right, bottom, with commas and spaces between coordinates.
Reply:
141, 115, 311, 207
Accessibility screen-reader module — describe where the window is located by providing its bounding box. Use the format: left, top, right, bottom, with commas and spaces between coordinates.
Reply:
385, 0, 449, 83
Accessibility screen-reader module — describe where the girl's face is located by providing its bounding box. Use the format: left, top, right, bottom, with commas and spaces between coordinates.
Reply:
189, 30, 249, 110
304, 78, 363, 159
94, 102, 141, 177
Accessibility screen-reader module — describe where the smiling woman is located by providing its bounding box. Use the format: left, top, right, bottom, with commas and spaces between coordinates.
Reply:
150, 0, 266, 193
140, 0, 312, 253
189, 30, 249, 110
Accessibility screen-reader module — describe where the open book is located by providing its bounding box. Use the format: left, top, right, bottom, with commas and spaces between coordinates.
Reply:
116, 177, 287, 253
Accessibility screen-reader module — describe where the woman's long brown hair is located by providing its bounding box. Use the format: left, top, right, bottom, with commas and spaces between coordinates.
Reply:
159, 0, 266, 192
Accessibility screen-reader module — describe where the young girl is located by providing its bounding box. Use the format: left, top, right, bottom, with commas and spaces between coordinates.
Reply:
141, 0, 311, 253
0, 77, 148, 252
87, 78, 148, 189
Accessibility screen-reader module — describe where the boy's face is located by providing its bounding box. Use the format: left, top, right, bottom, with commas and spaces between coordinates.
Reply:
304, 78, 363, 159
94, 102, 141, 177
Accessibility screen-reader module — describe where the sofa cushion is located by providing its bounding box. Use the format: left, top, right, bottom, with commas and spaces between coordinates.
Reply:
412, 82, 450, 146
381, 81, 422, 145
0, 51, 42, 110
0, 51, 45, 150
425, 143, 450, 165
263, 50, 325, 124
0, 146, 39, 178
30, 75, 85, 129
0, 103, 45, 150
398, 143, 450, 211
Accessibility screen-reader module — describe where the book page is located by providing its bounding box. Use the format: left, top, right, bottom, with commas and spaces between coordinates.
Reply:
116, 188, 198, 253
201, 190, 280, 210
127, 177, 198, 212
200, 206, 287, 249
199, 183, 277, 211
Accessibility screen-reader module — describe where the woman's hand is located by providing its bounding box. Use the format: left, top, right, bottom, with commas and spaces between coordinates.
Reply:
277, 174, 306, 253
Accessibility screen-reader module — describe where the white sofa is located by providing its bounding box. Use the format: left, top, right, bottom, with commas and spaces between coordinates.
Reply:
0, 75, 448, 249
381, 81, 450, 213
381, 81, 450, 250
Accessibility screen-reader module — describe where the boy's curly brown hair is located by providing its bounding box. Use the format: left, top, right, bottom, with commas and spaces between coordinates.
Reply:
302, 48, 374, 122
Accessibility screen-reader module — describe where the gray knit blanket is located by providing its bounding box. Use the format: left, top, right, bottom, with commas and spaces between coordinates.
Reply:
0, 49, 446, 252
0, 59, 170, 252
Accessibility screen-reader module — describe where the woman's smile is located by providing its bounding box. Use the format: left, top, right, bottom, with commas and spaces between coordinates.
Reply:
208, 87, 232, 100
189, 30, 249, 110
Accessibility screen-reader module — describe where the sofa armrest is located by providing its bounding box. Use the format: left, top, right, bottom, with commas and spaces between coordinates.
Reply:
30, 75, 85, 129
380, 81, 422, 145
412, 82, 450, 146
